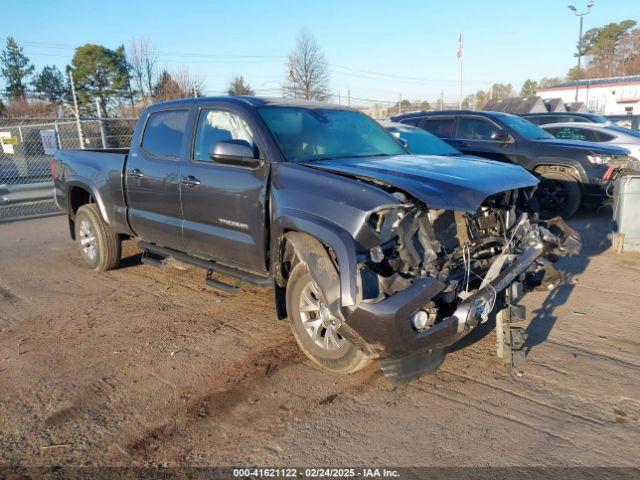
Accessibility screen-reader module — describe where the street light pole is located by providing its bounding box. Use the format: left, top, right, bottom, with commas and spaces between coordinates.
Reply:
568, 1, 594, 102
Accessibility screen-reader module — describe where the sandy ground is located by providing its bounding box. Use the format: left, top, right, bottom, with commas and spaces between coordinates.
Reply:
0, 210, 639, 468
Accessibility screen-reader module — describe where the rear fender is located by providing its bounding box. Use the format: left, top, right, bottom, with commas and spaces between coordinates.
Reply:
66, 179, 109, 224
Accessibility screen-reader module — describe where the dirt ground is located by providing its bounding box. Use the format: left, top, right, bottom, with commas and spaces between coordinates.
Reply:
0, 209, 639, 468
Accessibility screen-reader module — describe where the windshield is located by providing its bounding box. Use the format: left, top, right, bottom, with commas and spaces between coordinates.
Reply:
387, 127, 460, 156
500, 115, 555, 140
258, 107, 406, 162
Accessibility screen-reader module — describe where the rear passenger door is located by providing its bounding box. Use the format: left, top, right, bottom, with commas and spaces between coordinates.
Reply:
179, 106, 269, 272
455, 115, 518, 162
126, 108, 189, 250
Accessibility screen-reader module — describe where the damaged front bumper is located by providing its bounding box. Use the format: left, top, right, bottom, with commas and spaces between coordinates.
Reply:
341, 216, 580, 379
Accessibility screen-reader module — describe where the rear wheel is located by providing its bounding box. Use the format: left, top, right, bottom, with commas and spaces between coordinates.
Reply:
286, 262, 371, 374
534, 170, 582, 219
74, 204, 121, 271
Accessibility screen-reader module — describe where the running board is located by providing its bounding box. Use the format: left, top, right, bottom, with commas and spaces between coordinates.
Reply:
138, 241, 272, 293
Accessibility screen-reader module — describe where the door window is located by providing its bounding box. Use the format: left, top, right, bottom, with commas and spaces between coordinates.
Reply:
140, 109, 189, 158
458, 117, 502, 140
193, 109, 254, 162
420, 117, 456, 138
552, 126, 599, 142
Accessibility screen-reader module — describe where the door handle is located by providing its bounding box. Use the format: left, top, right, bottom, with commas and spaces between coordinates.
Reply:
128, 168, 144, 178
181, 175, 201, 187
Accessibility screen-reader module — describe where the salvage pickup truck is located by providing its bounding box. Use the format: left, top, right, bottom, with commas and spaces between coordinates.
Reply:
53, 97, 580, 382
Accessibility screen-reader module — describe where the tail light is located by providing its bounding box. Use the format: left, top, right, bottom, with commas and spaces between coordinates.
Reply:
50, 157, 56, 177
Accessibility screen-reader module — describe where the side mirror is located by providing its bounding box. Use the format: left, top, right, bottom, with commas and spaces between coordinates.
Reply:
210, 139, 262, 168
491, 131, 510, 143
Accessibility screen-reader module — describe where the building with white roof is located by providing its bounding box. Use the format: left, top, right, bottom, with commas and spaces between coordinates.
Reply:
536, 75, 640, 116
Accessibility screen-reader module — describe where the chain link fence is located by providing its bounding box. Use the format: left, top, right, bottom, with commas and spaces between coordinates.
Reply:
0, 117, 136, 221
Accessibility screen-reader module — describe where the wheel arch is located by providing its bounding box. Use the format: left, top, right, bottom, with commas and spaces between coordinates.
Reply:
271, 211, 361, 320
530, 159, 585, 184
66, 182, 108, 240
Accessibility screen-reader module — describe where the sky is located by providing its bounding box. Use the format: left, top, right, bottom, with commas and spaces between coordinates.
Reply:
4, 0, 640, 105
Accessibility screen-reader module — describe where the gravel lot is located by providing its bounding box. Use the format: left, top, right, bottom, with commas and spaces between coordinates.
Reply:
0, 210, 639, 468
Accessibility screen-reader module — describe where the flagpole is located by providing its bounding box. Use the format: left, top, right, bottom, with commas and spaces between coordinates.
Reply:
459, 27, 463, 109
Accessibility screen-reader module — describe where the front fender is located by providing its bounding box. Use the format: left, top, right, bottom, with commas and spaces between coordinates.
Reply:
272, 209, 360, 307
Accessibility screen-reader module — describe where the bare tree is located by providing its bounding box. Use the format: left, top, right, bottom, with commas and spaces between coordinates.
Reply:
619, 29, 640, 75
129, 37, 158, 100
285, 30, 330, 100
227, 75, 255, 96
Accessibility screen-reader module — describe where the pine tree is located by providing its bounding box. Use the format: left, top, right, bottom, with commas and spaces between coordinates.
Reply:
0, 37, 35, 99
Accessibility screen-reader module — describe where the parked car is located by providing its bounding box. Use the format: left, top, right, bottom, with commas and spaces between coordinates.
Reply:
521, 112, 610, 126
541, 122, 640, 160
390, 110, 630, 218
52, 97, 579, 382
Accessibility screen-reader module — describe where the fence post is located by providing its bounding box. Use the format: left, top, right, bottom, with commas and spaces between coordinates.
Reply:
95, 99, 107, 149
54, 122, 61, 149
69, 70, 85, 149
13, 126, 29, 177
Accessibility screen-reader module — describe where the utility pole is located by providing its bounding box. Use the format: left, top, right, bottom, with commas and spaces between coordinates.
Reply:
192, 82, 198, 98
568, 1, 594, 102
68, 70, 85, 150
440, 91, 444, 111
347, 88, 351, 107
399, 93, 402, 114
338, 91, 341, 105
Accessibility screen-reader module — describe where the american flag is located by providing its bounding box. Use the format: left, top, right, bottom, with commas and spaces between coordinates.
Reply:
457, 32, 463, 60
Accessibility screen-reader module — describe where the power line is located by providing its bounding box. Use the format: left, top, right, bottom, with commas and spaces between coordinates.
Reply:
10, 37, 486, 85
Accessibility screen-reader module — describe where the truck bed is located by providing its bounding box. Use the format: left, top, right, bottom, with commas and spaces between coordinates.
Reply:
53, 148, 131, 234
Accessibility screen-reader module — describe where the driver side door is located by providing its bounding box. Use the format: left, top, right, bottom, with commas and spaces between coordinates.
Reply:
180, 107, 269, 273
455, 115, 518, 163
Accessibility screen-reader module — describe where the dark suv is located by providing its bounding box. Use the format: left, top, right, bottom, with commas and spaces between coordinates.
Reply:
391, 110, 629, 217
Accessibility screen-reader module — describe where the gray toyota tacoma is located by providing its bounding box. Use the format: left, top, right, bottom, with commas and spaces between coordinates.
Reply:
52, 97, 580, 382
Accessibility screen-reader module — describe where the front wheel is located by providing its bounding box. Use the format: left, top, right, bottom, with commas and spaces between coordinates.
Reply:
74, 204, 121, 271
285, 262, 371, 374
533, 170, 582, 219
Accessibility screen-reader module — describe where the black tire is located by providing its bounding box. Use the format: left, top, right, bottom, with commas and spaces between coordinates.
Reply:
534, 170, 582, 219
74, 204, 121, 271
286, 262, 371, 374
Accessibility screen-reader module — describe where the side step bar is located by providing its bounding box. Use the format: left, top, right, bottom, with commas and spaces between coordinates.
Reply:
138, 241, 272, 293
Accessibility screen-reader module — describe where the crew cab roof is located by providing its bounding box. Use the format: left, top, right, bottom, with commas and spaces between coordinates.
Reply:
147, 96, 352, 110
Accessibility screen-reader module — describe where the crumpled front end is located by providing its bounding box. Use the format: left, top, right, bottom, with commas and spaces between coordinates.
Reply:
339, 187, 580, 378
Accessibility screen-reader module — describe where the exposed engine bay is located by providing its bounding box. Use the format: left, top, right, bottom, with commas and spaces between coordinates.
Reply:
357, 187, 580, 333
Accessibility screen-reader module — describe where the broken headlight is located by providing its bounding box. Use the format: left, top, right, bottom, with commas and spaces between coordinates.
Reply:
368, 206, 409, 241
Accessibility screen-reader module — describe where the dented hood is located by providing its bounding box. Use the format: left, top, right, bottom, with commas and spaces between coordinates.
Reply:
303, 154, 539, 213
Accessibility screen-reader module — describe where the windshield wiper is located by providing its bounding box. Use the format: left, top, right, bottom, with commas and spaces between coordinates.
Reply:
306, 153, 395, 162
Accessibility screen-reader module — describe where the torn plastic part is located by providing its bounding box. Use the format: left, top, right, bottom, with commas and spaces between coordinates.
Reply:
359, 191, 580, 314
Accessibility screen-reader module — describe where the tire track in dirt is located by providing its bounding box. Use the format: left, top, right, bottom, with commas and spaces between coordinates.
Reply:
441, 370, 608, 426
544, 338, 640, 368
409, 380, 573, 442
